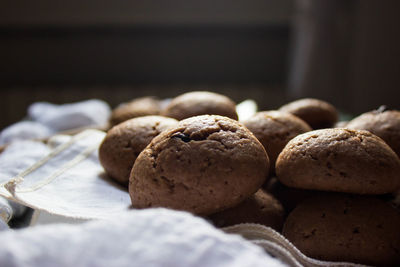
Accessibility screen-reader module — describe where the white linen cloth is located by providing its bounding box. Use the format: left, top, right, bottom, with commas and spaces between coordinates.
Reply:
0, 121, 54, 146
0, 208, 286, 267
0, 99, 111, 146
0, 197, 12, 227
0, 130, 130, 220
0, 140, 52, 225
0, 140, 51, 199
0, 216, 8, 230
28, 99, 111, 132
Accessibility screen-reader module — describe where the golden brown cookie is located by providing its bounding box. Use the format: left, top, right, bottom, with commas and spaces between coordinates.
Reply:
242, 111, 311, 173
347, 109, 400, 157
276, 128, 400, 194
282, 194, 400, 266
99, 116, 178, 186
279, 98, 338, 129
129, 115, 269, 215
161, 91, 238, 120
208, 189, 285, 231
110, 97, 162, 127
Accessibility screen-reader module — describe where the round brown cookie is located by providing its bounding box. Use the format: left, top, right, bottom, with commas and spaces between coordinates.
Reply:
276, 128, 400, 195
129, 115, 269, 215
264, 177, 316, 214
279, 98, 338, 129
346, 109, 400, 157
110, 97, 162, 127
242, 110, 311, 174
282, 194, 400, 266
99, 116, 178, 186
161, 91, 238, 120
207, 189, 285, 231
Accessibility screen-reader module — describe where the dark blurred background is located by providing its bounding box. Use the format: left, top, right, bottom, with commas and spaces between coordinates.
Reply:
1, 0, 399, 129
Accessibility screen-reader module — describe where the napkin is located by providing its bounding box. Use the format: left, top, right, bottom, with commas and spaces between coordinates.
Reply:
28, 99, 111, 132
1, 130, 130, 220
0, 140, 51, 199
0, 121, 54, 146
0, 197, 12, 227
0, 208, 286, 267
0, 140, 52, 227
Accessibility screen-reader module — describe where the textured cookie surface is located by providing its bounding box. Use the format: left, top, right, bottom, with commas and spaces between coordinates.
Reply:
279, 98, 338, 129
161, 91, 238, 120
110, 97, 161, 127
283, 194, 400, 266
99, 116, 178, 186
208, 189, 285, 231
347, 109, 400, 157
129, 115, 269, 215
276, 128, 400, 194
243, 111, 311, 173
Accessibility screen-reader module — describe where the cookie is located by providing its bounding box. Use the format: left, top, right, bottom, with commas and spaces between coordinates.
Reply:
129, 115, 269, 215
347, 109, 400, 157
99, 116, 178, 186
264, 177, 315, 214
161, 91, 238, 120
282, 194, 400, 266
279, 98, 338, 129
242, 111, 311, 173
110, 97, 162, 127
276, 128, 400, 194
208, 189, 285, 231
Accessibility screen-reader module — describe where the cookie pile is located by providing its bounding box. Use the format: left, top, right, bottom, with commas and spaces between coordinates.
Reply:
272, 105, 400, 265
99, 92, 400, 265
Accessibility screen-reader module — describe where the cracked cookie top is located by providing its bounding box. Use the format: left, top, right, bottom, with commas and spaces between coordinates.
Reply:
276, 128, 400, 194
129, 115, 269, 215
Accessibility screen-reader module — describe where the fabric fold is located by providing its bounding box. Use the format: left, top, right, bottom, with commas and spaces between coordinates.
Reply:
1, 129, 131, 220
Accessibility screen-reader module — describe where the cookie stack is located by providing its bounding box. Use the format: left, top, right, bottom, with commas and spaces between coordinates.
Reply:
275, 128, 400, 265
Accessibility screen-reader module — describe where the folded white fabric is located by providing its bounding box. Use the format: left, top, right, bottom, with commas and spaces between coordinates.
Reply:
1, 129, 130, 220
0, 217, 8, 231
0, 121, 54, 146
0, 197, 12, 225
0, 140, 51, 227
0, 208, 286, 267
28, 99, 111, 132
0, 140, 51, 198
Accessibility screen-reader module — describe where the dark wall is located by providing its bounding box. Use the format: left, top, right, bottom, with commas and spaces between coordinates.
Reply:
288, 0, 400, 114
0, 1, 293, 129
0, 25, 289, 86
